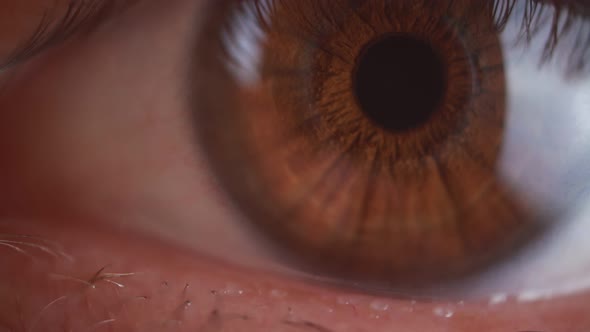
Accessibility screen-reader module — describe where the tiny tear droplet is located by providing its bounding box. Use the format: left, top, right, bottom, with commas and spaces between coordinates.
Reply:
489, 293, 508, 306
337, 296, 362, 306
222, 283, 245, 296
370, 300, 390, 311
402, 306, 414, 313
433, 306, 454, 318
369, 313, 381, 320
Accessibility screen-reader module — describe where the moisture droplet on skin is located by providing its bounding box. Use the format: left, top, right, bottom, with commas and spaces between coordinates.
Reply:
222, 283, 245, 296
336, 296, 362, 305
370, 300, 391, 311
489, 293, 508, 306
433, 306, 455, 318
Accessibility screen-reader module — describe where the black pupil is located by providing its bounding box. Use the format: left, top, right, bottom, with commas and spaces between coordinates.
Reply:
354, 35, 446, 132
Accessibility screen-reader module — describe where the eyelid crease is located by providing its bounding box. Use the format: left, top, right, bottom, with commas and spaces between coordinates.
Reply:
0, 0, 140, 72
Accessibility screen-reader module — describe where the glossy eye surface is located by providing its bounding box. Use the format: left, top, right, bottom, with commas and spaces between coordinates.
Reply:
1, 0, 590, 330
193, 0, 590, 287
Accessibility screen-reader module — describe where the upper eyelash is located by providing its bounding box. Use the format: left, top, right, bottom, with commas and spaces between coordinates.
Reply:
0, 0, 135, 72
493, 0, 590, 76
248, 0, 589, 77
3, 0, 588, 76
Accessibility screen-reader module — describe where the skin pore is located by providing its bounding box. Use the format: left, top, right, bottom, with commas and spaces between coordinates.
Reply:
0, 0, 589, 331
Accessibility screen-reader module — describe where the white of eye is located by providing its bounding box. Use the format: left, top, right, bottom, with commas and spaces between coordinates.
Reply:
453, 3, 590, 298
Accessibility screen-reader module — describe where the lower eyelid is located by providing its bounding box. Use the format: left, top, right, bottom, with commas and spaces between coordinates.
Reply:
3, 218, 590, 332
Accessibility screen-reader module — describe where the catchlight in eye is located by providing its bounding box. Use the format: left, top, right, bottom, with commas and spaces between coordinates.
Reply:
192, 0, 590, 290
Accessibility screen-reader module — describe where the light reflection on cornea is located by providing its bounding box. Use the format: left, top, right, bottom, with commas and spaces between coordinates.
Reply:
433, 306, 455, 318
221, 0, 269, 85
488, 293, 508, 306
515, 277, 590, 303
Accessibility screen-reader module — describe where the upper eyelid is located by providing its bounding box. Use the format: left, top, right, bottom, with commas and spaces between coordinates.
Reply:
2, 0, 587, 72
0, 0, 140, 72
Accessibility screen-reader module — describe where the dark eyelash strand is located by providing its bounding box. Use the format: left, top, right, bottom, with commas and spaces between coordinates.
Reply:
0, 0, 135, 71
246, 0, 589, 77
493, 0, 590, 76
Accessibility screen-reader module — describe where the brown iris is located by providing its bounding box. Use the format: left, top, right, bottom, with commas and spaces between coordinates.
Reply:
195, 0, 544, 286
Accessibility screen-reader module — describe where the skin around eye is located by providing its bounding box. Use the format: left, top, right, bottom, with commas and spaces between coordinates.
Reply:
0, 1, 55, 59
0, 0, 98, 64
0, 0, 589, 331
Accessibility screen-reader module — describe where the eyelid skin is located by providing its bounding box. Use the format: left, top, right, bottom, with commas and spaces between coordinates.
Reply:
0, 0, 589, 331
4, 219, 590, 331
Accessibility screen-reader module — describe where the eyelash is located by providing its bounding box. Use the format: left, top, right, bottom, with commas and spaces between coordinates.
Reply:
2, 0, 587, 75
493, 0, 590, 74
247, 0, 590, 76
0, 0, 134, 71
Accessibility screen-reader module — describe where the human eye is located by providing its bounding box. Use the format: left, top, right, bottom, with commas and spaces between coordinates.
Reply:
0, 0, 589, 331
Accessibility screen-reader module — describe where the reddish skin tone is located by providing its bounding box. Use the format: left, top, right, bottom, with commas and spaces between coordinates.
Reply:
0, 0, 589, 331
